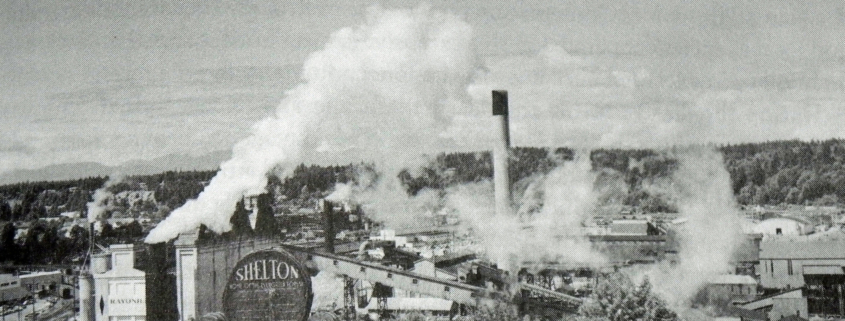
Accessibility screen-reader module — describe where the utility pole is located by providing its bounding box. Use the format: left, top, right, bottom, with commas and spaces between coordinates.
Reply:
838, 283, 844, 319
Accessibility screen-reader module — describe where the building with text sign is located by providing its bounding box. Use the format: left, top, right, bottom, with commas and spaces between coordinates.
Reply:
93, 244, 146, 321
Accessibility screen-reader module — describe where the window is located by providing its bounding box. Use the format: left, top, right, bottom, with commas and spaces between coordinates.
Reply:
412, 279, 419, 285
770, 261, 774, 277
387, 273, 392, 279
360, 267, 366, 273
776, 228, 782, 235
787, 260, 793, 275
444, 286, 450, 292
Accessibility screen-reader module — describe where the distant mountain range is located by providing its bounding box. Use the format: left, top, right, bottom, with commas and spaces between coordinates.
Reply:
0, 150, 231, 185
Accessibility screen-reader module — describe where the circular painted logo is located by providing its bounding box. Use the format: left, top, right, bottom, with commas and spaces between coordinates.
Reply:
222, 249, 312, 321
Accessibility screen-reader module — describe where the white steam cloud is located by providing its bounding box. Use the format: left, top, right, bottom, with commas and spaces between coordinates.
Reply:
146, 6, 477, 243
87, 175, 124, 222
310, 272, 344, 312
448, 154, 606, 271
628, 148, 744, 309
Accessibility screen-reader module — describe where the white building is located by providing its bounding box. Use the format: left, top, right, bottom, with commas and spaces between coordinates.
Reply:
0, 274, 28, 302
753, 217, 813, 237
93, 244, 146, 321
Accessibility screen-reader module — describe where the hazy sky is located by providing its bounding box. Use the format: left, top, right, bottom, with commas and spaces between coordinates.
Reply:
2, 1, 845, 175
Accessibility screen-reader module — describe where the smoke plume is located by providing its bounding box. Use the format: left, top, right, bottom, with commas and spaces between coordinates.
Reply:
447, 154, 607, 271
628, 148, 744, 308
87, 174, 124, 222
146, 6, 476, 243
310, 272, 344, 312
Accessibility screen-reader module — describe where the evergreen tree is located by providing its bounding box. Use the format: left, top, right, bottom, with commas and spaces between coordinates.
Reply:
0, 222, 17, 262
100, 221, 114, 238
0, 199, 11, 221
253, 194, 279, 238
229, 198, 253, 237
579, 273, 677, 321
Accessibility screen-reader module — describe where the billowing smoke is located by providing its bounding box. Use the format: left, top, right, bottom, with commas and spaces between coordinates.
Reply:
326, 176, 442, 230
87, 175, 124, 222
325, 183, 353, 203
447, 153, 607, 271
146, 5, 477, 243
310, 272, 345, 312
628, 147, 744, 309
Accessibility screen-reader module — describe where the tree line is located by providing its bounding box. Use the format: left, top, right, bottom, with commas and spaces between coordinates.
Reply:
0, 219, 144, 265
3, 139, 845, 225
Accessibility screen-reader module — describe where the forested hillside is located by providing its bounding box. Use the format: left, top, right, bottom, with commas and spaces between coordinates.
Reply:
395, 140, 845, 209
3, 140, 845, 224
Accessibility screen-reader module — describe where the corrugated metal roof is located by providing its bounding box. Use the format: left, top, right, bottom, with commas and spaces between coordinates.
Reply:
760, 239, 845, 259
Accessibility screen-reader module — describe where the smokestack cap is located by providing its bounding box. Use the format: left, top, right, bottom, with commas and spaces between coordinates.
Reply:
492, 90, 508, 116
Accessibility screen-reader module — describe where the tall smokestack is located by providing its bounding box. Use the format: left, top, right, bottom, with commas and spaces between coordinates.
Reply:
322, 200, 336, 254
492, 90, 511, 217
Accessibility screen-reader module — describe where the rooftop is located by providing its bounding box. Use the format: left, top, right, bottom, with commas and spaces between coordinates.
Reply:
708, 274, 757, 285
760, 239, 845, 259
19, 270, 61, 278
0, 273, 18, 283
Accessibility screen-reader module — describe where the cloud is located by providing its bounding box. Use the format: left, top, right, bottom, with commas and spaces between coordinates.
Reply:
0, 66, 298, 175
459, 42, 845, 149
3, 1, 845, 178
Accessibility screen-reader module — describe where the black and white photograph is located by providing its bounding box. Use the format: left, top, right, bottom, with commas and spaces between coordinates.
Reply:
2, 1, 845, 320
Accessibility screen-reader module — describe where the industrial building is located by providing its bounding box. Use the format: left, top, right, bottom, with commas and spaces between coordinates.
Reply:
0, 273, 28, 302
740, 288, 809, 321
758, 238, 845, 289
609, 219, 659, 236
758, 238, 845, 318
704, 274, 758, 304
753, 217, 814, 237
89, 244, 147, 321
19, 270, 63, 296
0, 269, 64, 303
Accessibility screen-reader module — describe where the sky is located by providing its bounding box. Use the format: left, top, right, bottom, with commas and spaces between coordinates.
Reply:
2, 0, 845, 179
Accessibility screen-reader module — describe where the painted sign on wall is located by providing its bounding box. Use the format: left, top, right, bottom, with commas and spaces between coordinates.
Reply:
222, 249, 312, 321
